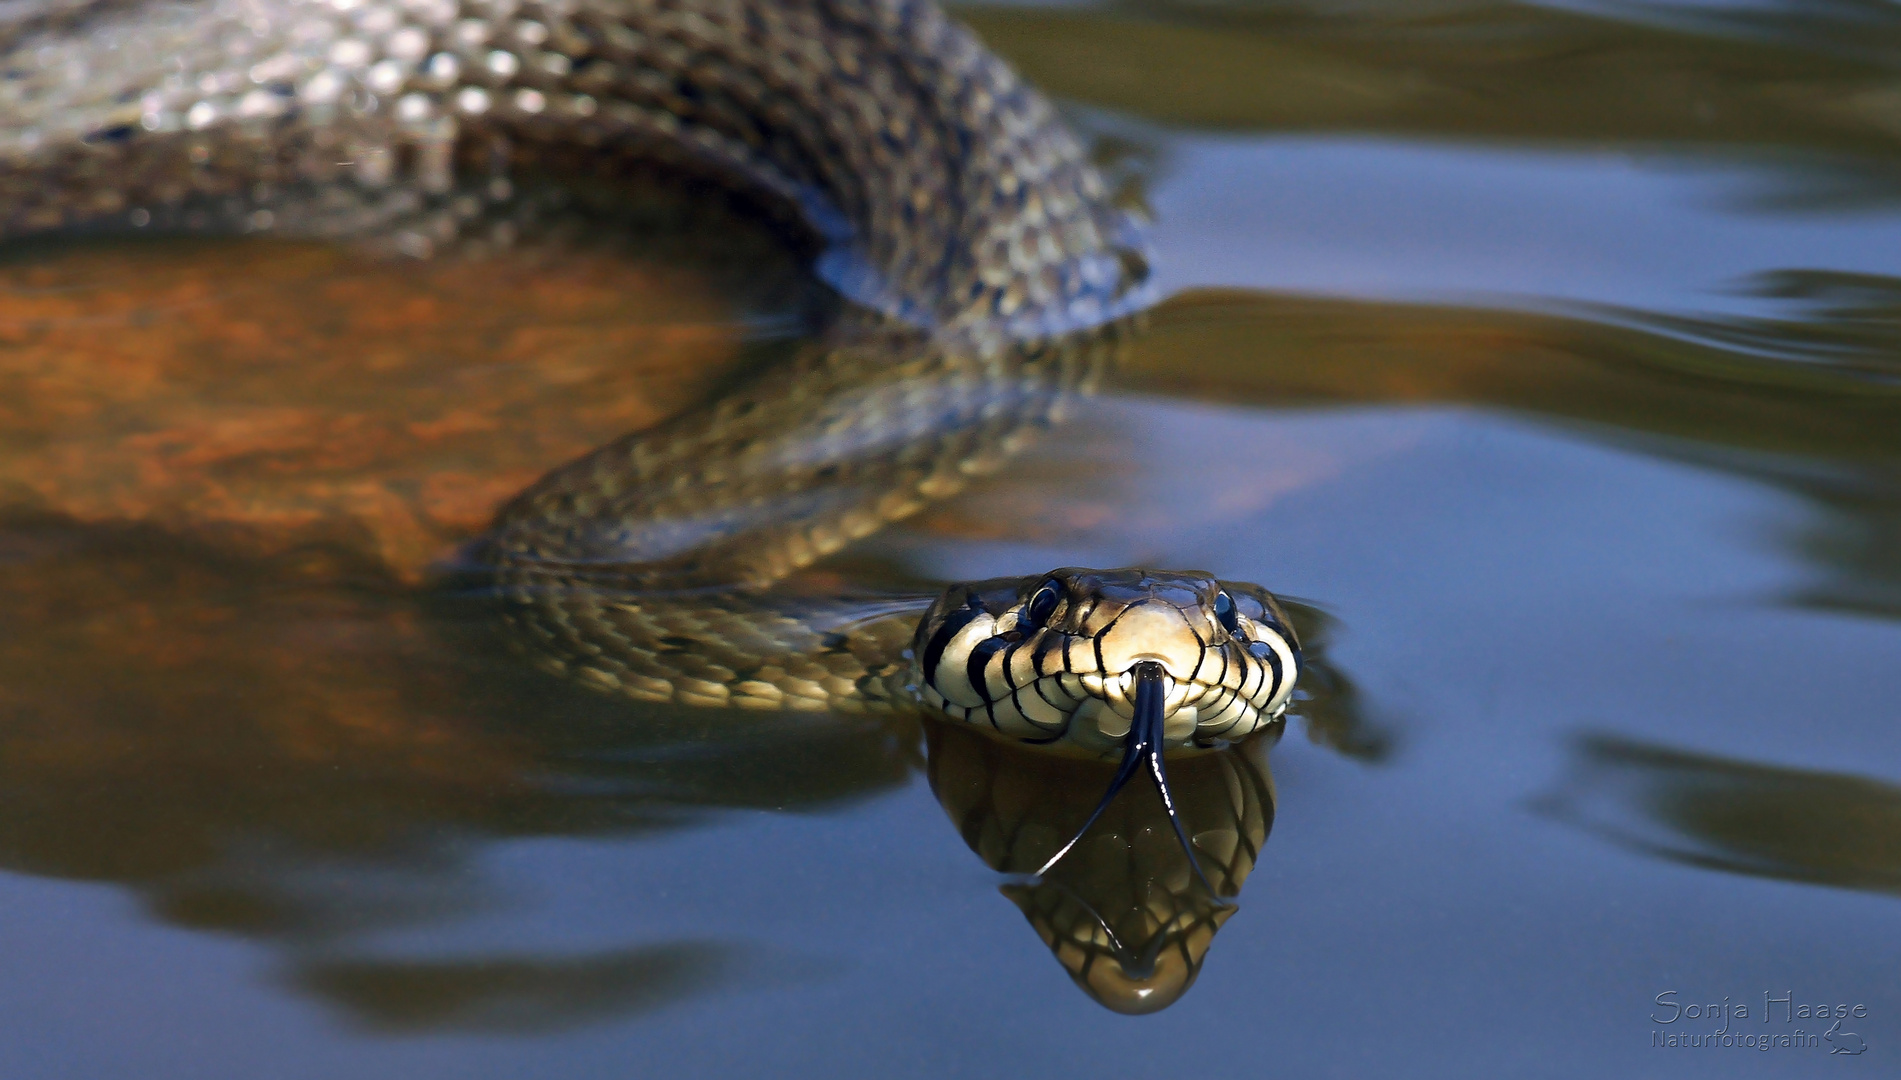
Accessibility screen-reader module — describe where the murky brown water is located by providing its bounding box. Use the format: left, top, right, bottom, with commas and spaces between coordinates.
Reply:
3, 1, 1900, 1076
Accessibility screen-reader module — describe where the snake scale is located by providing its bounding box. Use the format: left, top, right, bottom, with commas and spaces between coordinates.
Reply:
0, 0, 1301, 870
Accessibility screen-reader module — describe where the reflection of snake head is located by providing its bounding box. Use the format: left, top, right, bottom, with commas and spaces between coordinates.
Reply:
913, 567, 1298, 889
912, 567, 1301, 753
925, 720, 1275, 1014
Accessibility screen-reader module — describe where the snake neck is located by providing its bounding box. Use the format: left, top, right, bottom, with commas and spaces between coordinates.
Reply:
475, 316, 1128, 716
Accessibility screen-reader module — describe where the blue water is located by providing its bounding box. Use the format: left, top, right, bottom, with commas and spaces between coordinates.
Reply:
1153, 137, 1901, 317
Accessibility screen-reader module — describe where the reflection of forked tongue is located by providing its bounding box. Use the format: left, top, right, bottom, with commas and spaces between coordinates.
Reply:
1036, 661, 1220, 895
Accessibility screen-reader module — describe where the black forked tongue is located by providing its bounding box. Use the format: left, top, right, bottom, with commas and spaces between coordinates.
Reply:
1035, 661, 1222, 896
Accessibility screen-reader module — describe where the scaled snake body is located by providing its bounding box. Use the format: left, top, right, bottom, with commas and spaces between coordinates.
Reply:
0, 0, 1301, 894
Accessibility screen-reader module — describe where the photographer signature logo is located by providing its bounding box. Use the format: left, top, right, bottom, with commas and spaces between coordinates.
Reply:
1650, 991, 1871, 1056
1826, 1019, 1867, 1056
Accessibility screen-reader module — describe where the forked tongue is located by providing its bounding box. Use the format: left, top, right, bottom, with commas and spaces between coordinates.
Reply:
1036, 661, 1220, 895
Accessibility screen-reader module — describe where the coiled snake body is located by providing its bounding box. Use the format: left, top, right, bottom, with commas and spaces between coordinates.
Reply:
0, 0, 1299, 870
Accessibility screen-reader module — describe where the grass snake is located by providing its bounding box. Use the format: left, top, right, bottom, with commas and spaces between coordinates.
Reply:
0, 0, 1304, 953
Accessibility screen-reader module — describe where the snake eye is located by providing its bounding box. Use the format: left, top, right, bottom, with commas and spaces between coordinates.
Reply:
1214, 590, 1242, 638
1024, 579, 1063, 629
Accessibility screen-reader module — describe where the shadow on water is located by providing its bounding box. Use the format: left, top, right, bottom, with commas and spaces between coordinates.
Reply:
959, 0, 1901, 221
1577, 0, 1901, 73
290, 944, 742, 1035
1774, 468, 1901, 621
1125, 277, 1901, 624
967, 0, 1901, 166
1275, 600, 1391, 763
1533, 733, 1901, 894
0, 517, 921, 1025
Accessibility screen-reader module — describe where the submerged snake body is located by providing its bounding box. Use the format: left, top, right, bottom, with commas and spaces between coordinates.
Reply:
0, 0, 1299, 752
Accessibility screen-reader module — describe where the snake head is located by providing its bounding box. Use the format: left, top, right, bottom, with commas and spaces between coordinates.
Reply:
911, 567, 1301, 754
